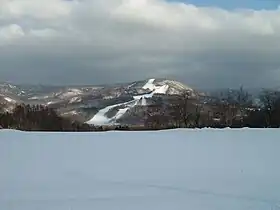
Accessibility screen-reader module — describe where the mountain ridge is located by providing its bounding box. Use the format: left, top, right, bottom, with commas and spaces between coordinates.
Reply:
0, 78, 202, 125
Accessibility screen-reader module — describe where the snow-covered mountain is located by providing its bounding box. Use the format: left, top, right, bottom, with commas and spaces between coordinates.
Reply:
85, 79, 198, 125
0, 79, 202, 125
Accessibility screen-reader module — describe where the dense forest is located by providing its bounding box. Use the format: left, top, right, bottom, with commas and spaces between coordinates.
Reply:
0, 104, 96, 131
1, 88, 280, 131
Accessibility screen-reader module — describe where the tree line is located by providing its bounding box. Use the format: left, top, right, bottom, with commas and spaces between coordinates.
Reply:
0, 104, 95, 131
1, 88, 280, 131
144, 88, 280, 129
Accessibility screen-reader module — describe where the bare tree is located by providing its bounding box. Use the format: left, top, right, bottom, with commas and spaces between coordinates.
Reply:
259, 89, 280, 127
169, 90, 195, 128
144, 104, 169, 129
217, 86, 253, 127
169, 101, 181, 128
193, 104, 202, 128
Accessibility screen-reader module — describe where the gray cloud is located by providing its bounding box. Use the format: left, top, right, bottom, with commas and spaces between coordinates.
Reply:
0, 0, 280, 89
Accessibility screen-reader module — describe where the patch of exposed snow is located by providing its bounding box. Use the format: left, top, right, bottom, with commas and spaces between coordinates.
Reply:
103, 95, 115, 100
114, 107, 130, 120
246, 108, 256, 111
127, 82, 136, 89
58, 89, 83, 99
142, 79, 169, 95
62, 110, 78, 116
141, 97, 147, 106
87, 99, 138, 125
18, 91, 26, 96
29, 95, 51, 100
153, 84, 169, 94
114, 100, 139, 120
69, 96, 82, 104
3, 108, 11, 112
133, 92, 154, 100
142, 78, 156, 91
47, 101, 55, 105
8, 84, 16, 89
134, 85, 169, 100
160, 80, 194, 95
164, 80, 193, 91
4, 97, 16, 103
213, 118, 221, 121
86, 102, 128, 125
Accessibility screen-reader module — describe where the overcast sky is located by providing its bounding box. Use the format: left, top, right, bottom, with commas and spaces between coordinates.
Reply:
0, 0, 280, 89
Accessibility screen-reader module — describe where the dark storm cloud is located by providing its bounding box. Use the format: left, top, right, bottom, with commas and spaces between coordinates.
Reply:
1, 0, 280, 88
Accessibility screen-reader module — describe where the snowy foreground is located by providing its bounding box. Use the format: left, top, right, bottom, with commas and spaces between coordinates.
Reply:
1, 129, 280, 210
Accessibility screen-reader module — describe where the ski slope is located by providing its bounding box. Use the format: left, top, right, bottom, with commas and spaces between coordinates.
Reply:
86, 100, 138, 125
87, 78, 169, 125
1, 129, 280, 210
142, 78, 169, 94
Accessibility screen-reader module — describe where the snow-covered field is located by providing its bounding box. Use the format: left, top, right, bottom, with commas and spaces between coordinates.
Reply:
1, 129, 280, 210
